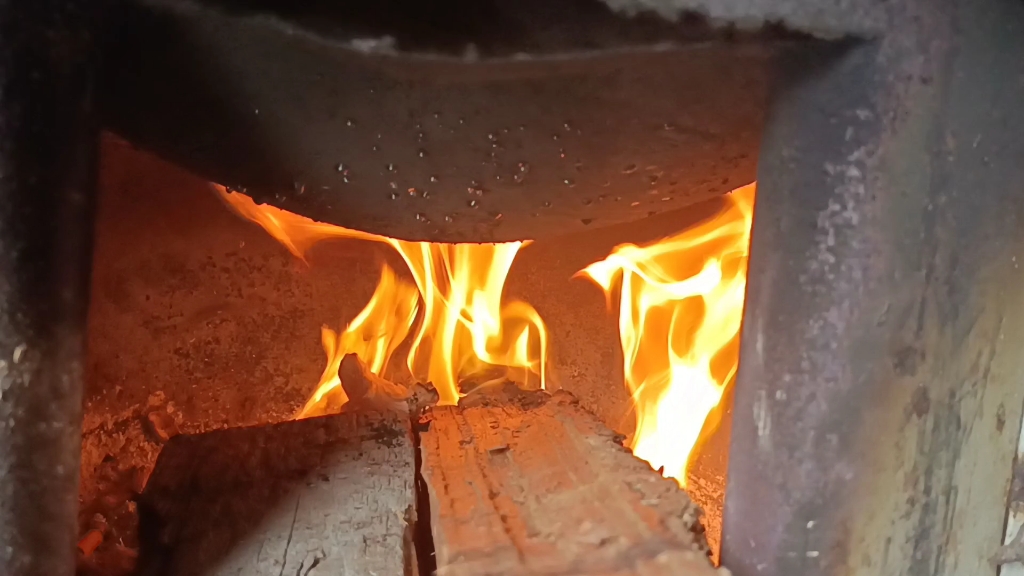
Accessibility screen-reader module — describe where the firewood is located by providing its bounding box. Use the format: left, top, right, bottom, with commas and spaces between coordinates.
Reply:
417, 387, 718, 576
136, 410, 417, 576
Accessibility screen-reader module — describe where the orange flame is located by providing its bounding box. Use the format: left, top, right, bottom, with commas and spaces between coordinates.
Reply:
579, 183, 755, 486
214, 186, 547, 415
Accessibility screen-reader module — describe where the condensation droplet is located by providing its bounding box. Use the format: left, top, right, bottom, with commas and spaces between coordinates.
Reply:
468, 199, 479, 208
518, 124, 526, 131
336, 162, 346, 172
543, 201, 552, 208
429, 175, 439, 183
630, 201, 641, 207
513, 172, 525, 183
518, 162, 530, 173
421, 189, 430, 198
445, 215, 453, 222
487, 133, 496, 141
415, 212, 429, 222
559, 149, 566, 159
649, 174, 660, 185
563, 121, 572, 131
372, 145, 380, 152
433, 112, 441, 119
389, 181, 398, 189
563, 178, 575, 187
552, 134, 560, 141
623, 163, 637, 174
458, 117, 465, 124
390, 192, 399, 200
494, 213, 503, 220
408, 187, 418, 196
343, 176, 350, 183
387, 163, 396, 172
662, 197, 672, 201
418, 149, 427, 158
346, 119, 355, 127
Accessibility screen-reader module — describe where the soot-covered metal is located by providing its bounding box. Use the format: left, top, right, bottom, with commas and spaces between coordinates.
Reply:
100, 0, 782, 242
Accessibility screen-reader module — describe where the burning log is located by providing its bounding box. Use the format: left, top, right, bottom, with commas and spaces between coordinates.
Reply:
136, 410, 417, 576
418, 387, 718, 576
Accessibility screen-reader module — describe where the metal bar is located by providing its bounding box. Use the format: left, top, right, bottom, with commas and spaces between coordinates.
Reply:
722, 1, 1024, 574
0, 0, 100, 573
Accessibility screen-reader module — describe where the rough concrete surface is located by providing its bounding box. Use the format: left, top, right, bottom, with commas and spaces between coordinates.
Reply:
78, 134, 734, 572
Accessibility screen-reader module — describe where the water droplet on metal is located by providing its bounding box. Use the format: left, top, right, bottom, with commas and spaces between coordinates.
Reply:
445, 215, 453, 222
372, 145, 380, 152
563, 178, 575, 187
467, 186, 484, 196
458, 117, 465, 124
415, 212, 429, 222
495, 175, 502, 181
387, 163, 396, 172
559, 149, 566, 159
390, 192, 399, 200
415, 123, 422, 130
418, 149, 427, 158
389, 181, 398, 189
487, 133, 496, 141
543, 201, 552, 208
343, 176, 350, 183
649, 175, 660, 185
662, 196, 672, 201
468, 199, 479, 208
518, 124, 526, 131
630, 201, 641, 207
513, 172, 525, 184
494, 213, 503, 220
421, 189, 430, 198
429, 175, 439, 183
623, 163, 637, 174
433, 112, 441, 119
663, 123, 676, 131
501, 127, 509, 134
408, 187, 418, 196
552, 134, 560, 141
563, 121, 572, 131
518, 162, 530, 173
346, 119, 355, 127
336, 162, 346, 172
254, 108, 259, 115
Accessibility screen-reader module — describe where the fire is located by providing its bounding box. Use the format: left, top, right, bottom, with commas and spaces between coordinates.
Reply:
215, 186, 547, 414
579, 183, 755, 486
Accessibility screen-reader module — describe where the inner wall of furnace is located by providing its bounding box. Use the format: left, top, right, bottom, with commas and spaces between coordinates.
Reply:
81, 134, 733, 556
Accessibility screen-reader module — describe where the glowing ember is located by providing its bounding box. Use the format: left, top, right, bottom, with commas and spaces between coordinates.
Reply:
215, 186, 548, 415
579, 183, 755, 486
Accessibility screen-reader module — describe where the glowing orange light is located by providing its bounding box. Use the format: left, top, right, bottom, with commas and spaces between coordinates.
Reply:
579, 183, 755, 486
215, 186, 548, 415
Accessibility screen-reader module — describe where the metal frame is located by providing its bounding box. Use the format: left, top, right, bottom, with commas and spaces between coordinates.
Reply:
0, 0, 100, 573
723, 0, 1024, 574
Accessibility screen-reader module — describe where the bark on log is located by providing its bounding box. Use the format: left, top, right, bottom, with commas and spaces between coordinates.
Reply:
418, 388, 718, 576
136, 410, 417, 576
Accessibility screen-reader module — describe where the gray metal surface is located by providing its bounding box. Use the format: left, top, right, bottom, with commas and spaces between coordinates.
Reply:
101, 0, 777, 242
722, 0, 1024, 574
0, 0, 101, 574
601, 0, 888, 38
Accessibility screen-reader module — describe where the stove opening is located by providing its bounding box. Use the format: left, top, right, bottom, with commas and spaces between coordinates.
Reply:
77, 135, 754, 575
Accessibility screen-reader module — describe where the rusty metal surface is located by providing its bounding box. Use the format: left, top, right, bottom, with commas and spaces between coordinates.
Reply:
100, 0, 777, 242
722, 0, 1024, 574
0, 0, 100, 574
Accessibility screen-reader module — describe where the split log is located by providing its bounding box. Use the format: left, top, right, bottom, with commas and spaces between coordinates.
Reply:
418, 388, 718, 576
136, 410, 418, 576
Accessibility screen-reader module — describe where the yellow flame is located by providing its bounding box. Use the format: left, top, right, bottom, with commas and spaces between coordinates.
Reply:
214, 186, 548, 414
579, 183, 755, 486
